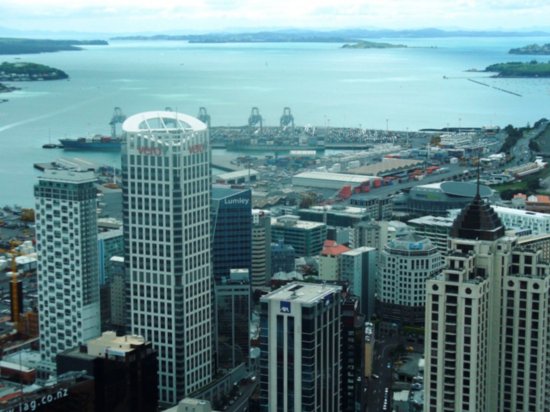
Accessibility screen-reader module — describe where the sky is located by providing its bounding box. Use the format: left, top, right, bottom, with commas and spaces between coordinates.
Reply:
1, 0, 550, 35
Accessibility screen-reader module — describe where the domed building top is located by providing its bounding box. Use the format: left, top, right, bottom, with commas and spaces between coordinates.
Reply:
450, 179, 505, 241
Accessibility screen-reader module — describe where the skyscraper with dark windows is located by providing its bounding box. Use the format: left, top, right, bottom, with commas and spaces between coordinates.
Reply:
260, 282, 342, 411
122, 111, 212, 406
211, 185, 252, 282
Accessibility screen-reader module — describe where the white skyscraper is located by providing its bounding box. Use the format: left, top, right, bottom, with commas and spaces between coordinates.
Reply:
35, 170, 100, 371
122, 111, 212, 405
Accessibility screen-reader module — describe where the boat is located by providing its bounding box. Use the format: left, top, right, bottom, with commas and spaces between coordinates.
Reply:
42, 143, 61, 149
59, 135, 122, 151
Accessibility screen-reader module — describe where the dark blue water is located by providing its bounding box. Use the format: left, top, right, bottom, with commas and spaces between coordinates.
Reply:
1, 37, 549, 206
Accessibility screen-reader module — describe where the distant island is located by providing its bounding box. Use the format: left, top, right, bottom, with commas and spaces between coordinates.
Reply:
111, 28, 550, 43
0, 62, 69, 81
509, 43, 550, 55
342, 40, 407, 49
0, 38, 108, 55
485, 61, 550, 77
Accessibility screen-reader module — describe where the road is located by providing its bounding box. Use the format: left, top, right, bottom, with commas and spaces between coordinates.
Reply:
366, 332, 403, 412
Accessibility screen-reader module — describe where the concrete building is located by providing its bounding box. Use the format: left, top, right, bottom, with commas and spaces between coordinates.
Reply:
108, 256, 127, 333
215, 269, 251, 370
319, 240, 351, 281
35, 170, 101, 371
349, 195, 394, 220
211, 186, 252, 282
298, 205, 370, 227
424, 190, 550, 412
341, 296, 367, 412
489, 205, 550, 235
260, 282, 343, 411
57, 331, 158, 412
271, 215, 327, 257
377, 234, 444, 325
353, 220, 410, 252
340, 247, 378, 319
271, 240, 295, 275
122, 111, 212, 405
97, 229, 124, 285
408, 215, 454, 254
292, 171, 376, 190
251, 210, 272, 287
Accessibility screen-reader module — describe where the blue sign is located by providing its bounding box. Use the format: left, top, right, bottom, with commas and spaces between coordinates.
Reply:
408, 242, 423, 250
280, 301, 291, 314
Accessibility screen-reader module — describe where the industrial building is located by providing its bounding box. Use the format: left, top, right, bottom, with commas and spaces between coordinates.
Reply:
349, 158, 425, 177
292, 171, 376, 190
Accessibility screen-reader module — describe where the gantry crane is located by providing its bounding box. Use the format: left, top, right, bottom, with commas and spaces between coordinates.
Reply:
197, 107, 211, 128
109, 107, 127, 138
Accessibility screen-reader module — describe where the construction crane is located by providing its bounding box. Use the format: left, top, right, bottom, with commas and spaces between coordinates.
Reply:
197, 107, 211, 128
0, 247, 25, 326
109, 107, 127, 138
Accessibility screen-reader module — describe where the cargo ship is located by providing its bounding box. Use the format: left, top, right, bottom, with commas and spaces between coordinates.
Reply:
59, 135, 122, 151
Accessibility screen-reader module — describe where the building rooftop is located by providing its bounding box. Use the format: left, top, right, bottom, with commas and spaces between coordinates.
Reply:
349, 158, 424, 176
492, 205, 550, 219
216, 169, 259, 180
272, 215, 326, 230
123, 110, 206, 133
343, 246, 376, 256
408, 215, 455, 227
321, 240, 351, 256
211, 185, 250, 199
39, 169, 96, 184
451, 191, 505, 241
86, 331, 147, 358
261, 282, 342, 306
293, 171, 375, 184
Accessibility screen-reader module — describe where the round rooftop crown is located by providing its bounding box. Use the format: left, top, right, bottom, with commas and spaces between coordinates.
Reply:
122, 111, 207, 133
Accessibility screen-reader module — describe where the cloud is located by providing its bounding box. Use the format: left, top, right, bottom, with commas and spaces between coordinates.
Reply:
1, 0, 549, 33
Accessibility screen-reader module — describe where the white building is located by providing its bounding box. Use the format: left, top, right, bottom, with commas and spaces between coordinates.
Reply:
122, 111, 212, 405
35, 170, 100, 370
251, 210, 271, 287
377, 234, 444, 325
425, 193, 550, 411
259, 282, 342, 411
340, 247, 378, 319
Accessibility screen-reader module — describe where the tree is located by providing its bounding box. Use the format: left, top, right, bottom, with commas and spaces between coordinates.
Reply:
20, 208, 35, 222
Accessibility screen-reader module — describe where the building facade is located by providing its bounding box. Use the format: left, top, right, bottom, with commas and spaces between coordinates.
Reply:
340, 247, 378, 320
377, 234, 444, 325
251, 210, 272, 287
122, 111, 212, 405
271, 216, 327, 257
260, 282, 342, 411
215, 269, 251, 370
424, 192, 550, 411
271, 240, 295, 276
211, 186, 252, 282
35, 170, 101, 370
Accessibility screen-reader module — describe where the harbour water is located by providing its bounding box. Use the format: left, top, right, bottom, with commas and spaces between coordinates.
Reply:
1, 36, 550, 206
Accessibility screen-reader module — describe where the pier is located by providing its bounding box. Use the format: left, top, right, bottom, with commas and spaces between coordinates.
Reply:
467, 78, 522, 97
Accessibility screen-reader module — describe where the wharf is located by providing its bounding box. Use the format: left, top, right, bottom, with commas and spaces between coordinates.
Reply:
211, 158, 243, 172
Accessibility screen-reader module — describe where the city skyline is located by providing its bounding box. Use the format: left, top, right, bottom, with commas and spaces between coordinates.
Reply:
1, 0, 550, 35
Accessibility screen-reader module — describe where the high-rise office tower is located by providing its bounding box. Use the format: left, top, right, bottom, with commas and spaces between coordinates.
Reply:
424, 191, 550, 411
260, 282, 342, 411
211, 186, 251, 282
251, 210, 272, 287
215, 269, 251, 370
122, 111, 212, 405
35, 170, 101, 371
340, 246, 377, 320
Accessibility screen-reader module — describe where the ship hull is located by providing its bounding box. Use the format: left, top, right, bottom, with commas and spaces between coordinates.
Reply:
59, 139, 121, 151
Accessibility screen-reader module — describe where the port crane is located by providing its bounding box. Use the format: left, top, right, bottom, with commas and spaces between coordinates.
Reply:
197, 107, 211, 128
109, 107, 126, 138
248, 107, 263, 132
279, 107, 295, 131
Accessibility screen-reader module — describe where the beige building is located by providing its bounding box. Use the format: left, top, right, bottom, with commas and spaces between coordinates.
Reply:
425, 192, 550, 412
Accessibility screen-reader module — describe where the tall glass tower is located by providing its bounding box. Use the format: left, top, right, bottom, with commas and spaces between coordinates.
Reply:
122, 111, 212, 405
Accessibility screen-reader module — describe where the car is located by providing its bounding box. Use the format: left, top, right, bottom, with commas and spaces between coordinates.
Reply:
372, 374, 380, 380
387, 362, 392, 368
